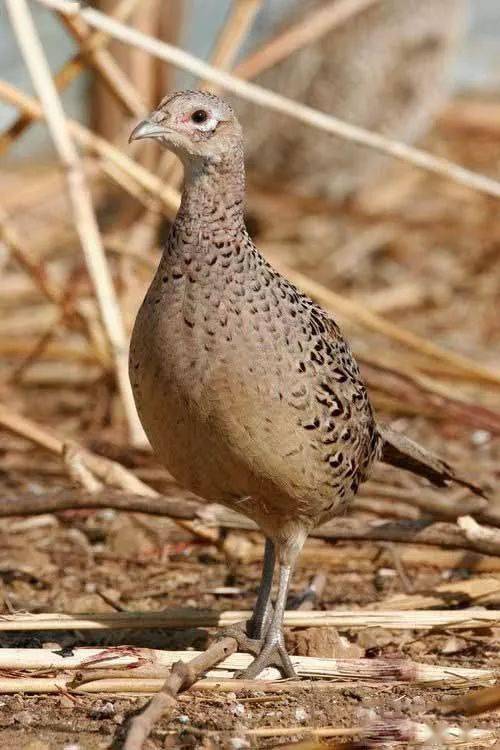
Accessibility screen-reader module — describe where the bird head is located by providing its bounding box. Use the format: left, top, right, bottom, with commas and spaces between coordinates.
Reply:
129, 90, 242, 165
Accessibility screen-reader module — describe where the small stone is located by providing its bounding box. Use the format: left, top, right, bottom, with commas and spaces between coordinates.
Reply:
229, 739, 250, 750
177, 714, 190, 724
294, 707, 308, 723
471, 430, 490, 446
441, 636, 466, 655
378, 567, 397, 577
96, 509, 117, 522
293, 626, 364, 659
101, 701, 115, 716
90, 700, 115, 718
230, 702, 245, 717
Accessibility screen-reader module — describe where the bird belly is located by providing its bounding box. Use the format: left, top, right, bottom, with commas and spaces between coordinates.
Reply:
129, 275, 376, 533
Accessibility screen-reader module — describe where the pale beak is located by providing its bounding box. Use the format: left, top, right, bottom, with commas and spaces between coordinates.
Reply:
128, 118, 170, 143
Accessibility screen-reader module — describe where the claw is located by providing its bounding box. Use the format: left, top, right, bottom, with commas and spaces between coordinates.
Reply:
216, 621, 297, 679
238, 639, 297, 679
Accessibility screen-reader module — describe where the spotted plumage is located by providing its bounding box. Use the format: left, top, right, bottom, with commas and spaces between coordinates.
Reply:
129, 91, 480, 679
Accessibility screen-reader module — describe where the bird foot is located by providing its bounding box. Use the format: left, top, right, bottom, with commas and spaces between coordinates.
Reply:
218, 621, 297, 679
235, 628, 297, 680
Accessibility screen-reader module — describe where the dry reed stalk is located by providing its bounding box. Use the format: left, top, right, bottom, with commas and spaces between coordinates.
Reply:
5, 0, 143, 445
398, 545, 500, 573
234, 0, 380, 80
0, 677, 368, 695
0, 404, 150, 493
358, 356, 500, 434
1, 608, 498, 632
0, 0, 141, 157
35, 0, 500, 201
0, 80, 179, 218
360, 483, 500, 528
59, 9, 146, 118
353, 496, 420, 521
0, 340, 96, 363
0, 647, 493, 685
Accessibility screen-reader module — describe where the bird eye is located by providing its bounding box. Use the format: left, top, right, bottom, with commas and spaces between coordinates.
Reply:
191, 109, 208, 124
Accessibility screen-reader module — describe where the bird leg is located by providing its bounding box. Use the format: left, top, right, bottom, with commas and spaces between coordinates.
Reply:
248, 537, 275, 639
238, 556, 297, 679
219, 538, 276, 656
237, 534, 305, 680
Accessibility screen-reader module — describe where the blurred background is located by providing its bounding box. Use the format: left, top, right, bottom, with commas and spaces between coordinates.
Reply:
2, 1, 500, 159
0, 4, 499, 742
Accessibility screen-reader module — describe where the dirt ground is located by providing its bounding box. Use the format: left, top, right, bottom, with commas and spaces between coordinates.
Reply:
0, 113, 499, 748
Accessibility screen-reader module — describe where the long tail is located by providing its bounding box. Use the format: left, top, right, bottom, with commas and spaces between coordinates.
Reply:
378, 424, 485, 497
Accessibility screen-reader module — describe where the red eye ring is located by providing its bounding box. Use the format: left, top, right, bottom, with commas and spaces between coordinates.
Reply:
191, 109, 208, 124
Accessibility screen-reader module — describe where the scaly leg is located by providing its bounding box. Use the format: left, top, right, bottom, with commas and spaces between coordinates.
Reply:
239, 536, 305, 679
220, 538, 276, 654
248, 538, 275, 638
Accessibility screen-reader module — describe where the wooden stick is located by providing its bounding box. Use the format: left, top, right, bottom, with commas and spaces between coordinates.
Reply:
1, 608, 498, 632
234, 0, 379, 80
0, 0, 141, 157
123, 638, 238, 749
0, 208, 62, 305
5, 0, 143, 445
458, 516, 500, 558
35, 0, 500, 201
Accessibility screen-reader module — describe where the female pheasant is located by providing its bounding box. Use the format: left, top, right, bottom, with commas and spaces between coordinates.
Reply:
129, 91, 479, 678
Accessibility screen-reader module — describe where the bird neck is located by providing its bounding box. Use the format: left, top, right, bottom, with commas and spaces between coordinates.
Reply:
175, 150, 246, 235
